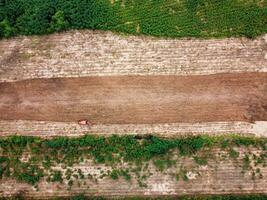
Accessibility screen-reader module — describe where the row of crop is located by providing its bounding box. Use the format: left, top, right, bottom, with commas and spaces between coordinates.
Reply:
0, 0, 266, 39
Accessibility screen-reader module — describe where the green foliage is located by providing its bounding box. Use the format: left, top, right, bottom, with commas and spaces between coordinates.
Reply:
51, 170, 63, 183
179, 167, 189, 181
71, 194, 86, 200
229, 149, 239, 159
68, 180, 73, 187
242, 154, 251, 171
0, 0, 266, 39
48, 10, 69, 33
108, 168, 131, 181
175, 136, 208, 155
220, 139, 230, 149
109, 169, 119, 180
154, 158, 175, 171
13, 164, 44, 185
0, 19, 13, 37
0, 134, 265, 187
14, 1, 54, 35
65, 168, 72, 180
78, 169, 84, 179
193, 156, 208, 165
120, 169, 131, 181
255, 153, 266, 166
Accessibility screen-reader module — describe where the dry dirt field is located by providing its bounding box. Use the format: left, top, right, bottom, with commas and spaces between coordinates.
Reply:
0, 30, 267, 198
0, 73, 267, 124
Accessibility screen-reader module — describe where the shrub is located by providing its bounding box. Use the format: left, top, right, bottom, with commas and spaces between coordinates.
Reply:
51, 170, 63, 183
0, 19, 12, 38
48, 10, 69, 32
229, 149, 239, 159
193, 156, 208, 165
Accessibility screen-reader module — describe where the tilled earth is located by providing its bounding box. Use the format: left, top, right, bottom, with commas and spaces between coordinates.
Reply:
0, 30, 267, 198
0, 30, 266, 82
0, 73, 267, 124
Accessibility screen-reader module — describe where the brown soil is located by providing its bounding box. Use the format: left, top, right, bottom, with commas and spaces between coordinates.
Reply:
0, 73, 266, 124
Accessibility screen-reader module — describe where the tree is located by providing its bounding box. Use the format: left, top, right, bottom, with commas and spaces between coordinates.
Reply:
48, 10, 69, 33
0, 19, 13, 38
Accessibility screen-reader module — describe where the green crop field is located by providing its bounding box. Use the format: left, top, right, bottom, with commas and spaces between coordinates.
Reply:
0, 0, 266, 39
0, 134, 265, 187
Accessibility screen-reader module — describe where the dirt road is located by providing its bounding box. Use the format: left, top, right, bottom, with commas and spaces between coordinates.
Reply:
1, 73, 266, 124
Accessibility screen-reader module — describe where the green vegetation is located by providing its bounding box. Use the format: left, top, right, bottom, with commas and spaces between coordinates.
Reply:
154, 158, 175, 171
242, 154, 251, 170
193, 156, 208, 165
229, 149, 239, 159
0, 134, 265, 187
50, 170, 63, 183
0, 0, 266, 39
109, 168, 131, 181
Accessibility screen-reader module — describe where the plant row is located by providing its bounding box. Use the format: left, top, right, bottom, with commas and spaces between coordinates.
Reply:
0, 0, 266, 39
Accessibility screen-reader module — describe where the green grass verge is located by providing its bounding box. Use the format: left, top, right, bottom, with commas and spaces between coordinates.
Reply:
0, 0, 266, 39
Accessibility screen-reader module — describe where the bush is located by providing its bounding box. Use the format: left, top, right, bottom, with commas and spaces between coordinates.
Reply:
0, 19, 13, 38
51, 170, 63, 183
48, 10, 69, 32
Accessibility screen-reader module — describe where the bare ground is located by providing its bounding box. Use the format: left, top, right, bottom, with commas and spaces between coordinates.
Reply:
0, 120, 267, 138
0, 30, 266, 82
0, 73, 266, 124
